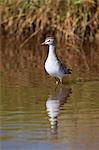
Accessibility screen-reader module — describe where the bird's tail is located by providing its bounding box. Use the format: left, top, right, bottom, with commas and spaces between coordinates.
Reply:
67, 68, 72, 74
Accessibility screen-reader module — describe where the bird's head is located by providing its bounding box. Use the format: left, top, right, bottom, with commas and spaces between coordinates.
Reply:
42, 37, 55, 46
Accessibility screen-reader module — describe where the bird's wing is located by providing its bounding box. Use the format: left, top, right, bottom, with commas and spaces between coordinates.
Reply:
57, 60, 72, 74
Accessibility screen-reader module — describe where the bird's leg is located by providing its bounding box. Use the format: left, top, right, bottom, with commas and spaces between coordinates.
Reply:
56, 80, 59, 85
55, 78, 59, 85
59, 78, 63, 84
55, 77, 63, 84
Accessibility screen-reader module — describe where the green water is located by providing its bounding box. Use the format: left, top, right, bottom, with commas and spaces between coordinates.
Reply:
0, 73, 99, 150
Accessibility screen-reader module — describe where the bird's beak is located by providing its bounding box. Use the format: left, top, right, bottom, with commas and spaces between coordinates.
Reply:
41, 42, 45, 45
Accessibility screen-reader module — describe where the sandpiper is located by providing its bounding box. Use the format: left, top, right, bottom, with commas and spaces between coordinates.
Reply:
42, 37, 72, 84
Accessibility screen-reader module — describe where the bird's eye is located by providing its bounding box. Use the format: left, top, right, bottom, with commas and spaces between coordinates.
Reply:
47, 40, 50, 42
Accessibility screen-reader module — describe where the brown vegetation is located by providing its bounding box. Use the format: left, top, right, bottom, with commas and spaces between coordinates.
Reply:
0, 0, 99, 80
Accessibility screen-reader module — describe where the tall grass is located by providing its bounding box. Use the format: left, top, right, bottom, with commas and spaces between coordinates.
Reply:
0, 0, 99, 74
1, 0, 98, 44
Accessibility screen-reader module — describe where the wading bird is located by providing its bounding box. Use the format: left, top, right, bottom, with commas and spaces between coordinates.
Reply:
42, 37, 72, 84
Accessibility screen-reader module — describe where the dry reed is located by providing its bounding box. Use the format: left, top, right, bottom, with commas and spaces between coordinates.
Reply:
0, 0, 99, 74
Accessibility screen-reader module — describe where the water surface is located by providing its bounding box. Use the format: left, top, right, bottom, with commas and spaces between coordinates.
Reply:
0, 74, 99, 150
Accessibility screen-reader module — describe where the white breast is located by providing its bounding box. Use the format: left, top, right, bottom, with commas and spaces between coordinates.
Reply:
45, 45, 60, 77
45, 58, 59, 77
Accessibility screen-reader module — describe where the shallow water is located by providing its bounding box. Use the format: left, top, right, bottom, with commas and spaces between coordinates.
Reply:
0, 72, 99, 150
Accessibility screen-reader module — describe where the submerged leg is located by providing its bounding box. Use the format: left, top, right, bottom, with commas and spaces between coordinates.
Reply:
59, 78, 63, 84
55, 77, 59, 85
56, 80, 59, 85
55, 77, 63, 84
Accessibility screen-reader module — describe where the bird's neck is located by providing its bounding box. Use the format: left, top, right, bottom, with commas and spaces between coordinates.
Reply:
48, 45, 57, 59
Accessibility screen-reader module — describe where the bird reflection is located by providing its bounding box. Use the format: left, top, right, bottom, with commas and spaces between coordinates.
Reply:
46, 85, 72, 135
